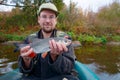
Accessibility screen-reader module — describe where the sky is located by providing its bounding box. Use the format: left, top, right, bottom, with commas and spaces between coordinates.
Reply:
0, 0, 119, 12
63, 0, 115, 12
0, 0, 14, 11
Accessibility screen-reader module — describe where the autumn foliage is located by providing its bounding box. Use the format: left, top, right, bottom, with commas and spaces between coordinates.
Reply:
0, 0, 120, 42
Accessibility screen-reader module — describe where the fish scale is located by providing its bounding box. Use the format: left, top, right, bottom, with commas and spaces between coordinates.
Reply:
14, 37, 71, 54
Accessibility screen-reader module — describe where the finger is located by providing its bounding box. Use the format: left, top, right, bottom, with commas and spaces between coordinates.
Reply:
51, 39, 57, 50
21, 48, 33, 57
49, 40, 53, 53
49, 40, 56, 54
64, 36, 69, 39
56, 42, 63, 53
61, 43, 68, 52
49, 39, 58, 54
49, 40, 52, 49
20, 46, 31, 53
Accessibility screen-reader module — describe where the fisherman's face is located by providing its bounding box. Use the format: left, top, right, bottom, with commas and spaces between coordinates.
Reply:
38, 9, 57, 33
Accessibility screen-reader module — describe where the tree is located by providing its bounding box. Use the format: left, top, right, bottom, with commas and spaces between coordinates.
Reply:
95, 1, 120, 35
1, 0, 64, 30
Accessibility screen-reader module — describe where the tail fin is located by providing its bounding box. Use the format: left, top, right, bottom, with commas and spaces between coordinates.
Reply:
13, 43, 20, 52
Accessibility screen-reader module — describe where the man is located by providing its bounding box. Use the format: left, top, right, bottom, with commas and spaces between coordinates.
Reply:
18, 2, 78, 80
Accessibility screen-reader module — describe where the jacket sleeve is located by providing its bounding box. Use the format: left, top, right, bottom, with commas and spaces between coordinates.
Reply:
48, 44, 76, 74
18, 56, 33, 73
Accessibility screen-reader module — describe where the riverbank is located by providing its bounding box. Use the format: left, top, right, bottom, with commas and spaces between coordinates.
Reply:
106, 41, 120, 46
0, 32, 120, 46
1, 40, 120, 47
1, 40, 82, 48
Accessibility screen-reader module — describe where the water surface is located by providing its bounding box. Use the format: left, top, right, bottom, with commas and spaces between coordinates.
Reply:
75, 45, 120, 80
0, 43, 120, 80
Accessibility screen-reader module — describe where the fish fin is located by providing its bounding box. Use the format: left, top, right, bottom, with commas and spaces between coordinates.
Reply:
41, 52, 48, 58
13, 43, 19, 52
28, 52, 37, 58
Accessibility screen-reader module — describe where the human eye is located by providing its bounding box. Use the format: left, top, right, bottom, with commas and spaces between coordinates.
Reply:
49, 15, 55, 19
41, 15, 47, 19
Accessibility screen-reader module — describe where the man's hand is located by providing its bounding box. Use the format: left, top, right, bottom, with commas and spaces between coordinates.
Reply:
20, 46, 33, 57
20, 46, 34, 68
49, 39, 68, 61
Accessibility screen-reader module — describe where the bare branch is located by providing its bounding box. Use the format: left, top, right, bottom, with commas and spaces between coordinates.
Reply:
0, 3, 36, 7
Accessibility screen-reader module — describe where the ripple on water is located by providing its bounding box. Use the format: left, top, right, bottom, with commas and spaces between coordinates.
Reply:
0, 58, 17, 75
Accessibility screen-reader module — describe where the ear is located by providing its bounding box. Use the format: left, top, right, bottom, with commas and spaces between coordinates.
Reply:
55, 17, 57, 24
38, 16, 40, 24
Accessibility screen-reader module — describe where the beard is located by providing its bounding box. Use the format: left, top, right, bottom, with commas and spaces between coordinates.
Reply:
42, 27, 53, 33
41, 22, 56, 33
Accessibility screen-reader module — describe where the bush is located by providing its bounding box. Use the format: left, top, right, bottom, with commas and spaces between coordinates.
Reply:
78, 34, 107, 45
0, 32, 25, 41
112, 35, 120, 41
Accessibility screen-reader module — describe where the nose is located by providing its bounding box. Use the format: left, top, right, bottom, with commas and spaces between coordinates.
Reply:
46, 18, 51, 22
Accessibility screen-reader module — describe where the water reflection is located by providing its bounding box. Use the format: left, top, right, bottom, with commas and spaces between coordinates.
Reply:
75, 45, 120, 80
0, 59, 9, 63
116, 62, 120, 72
0, 60, 17, 74
0, 43, 19, 75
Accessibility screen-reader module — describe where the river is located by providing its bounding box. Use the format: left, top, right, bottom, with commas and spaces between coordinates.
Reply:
0, 43, 120, 80
75, 45, 120, 80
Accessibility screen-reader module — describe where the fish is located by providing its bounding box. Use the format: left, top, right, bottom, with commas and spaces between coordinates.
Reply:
14, 37, 72, 54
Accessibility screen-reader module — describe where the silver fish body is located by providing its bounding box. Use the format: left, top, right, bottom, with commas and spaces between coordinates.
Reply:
15, 37, 71, 54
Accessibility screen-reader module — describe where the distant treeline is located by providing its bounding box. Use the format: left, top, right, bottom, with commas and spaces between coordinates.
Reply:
0, 0, 120, 41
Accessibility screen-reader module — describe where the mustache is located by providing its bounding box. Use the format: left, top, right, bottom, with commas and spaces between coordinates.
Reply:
43, 22, 52, 25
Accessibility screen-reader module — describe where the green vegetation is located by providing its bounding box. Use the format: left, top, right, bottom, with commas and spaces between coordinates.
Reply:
111, 35, 120, 42
67, 31, 107, 45
0, 32, 26, 41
